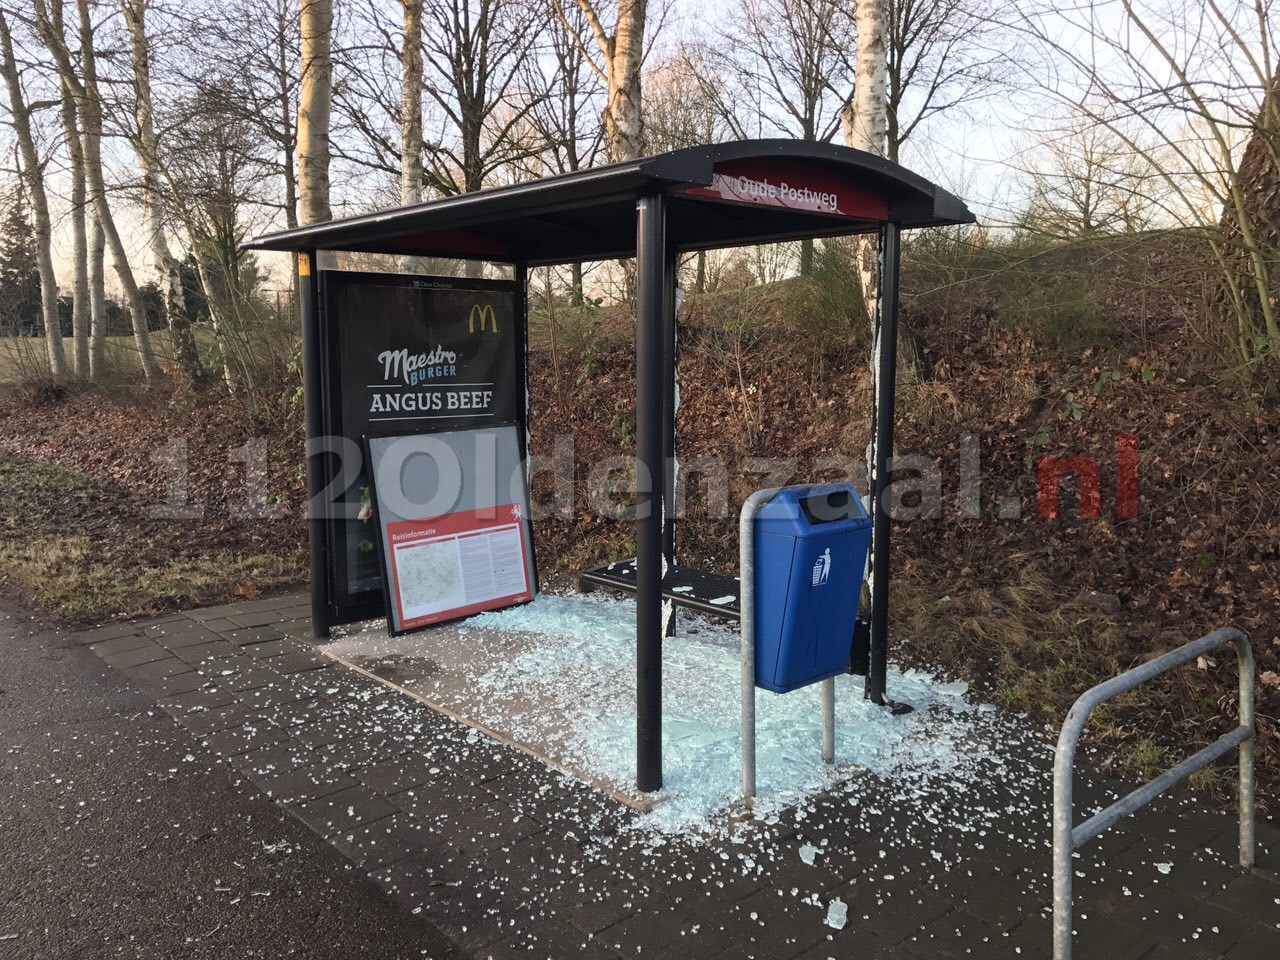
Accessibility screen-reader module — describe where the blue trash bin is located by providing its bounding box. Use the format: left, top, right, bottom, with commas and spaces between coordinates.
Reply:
752, 483, 871, 693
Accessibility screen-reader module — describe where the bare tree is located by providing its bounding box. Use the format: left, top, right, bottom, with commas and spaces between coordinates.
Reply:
552, 0, 647, 161
335, 0, 545, 205
644, 51, 723, 290
1017, 0, 1279, 382
690, 0, 854, 274
192, 0, 300, 230
883, 0, 1007, 163
297, 0, 332, 223
163, 83, 278, 394
57, 68, 90, 375
34, 0, 162, 379
420, 0, 544, 194
0, 8, 67, 378
521, 0, 604, 302
698, 0, 854, 143
1019, 113, 1156, 240
119, 0, 202, 380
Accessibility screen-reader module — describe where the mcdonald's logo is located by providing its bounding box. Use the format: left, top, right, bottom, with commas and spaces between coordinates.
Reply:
468, 303, 499, 334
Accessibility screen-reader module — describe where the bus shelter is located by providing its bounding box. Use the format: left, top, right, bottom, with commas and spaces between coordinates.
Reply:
247, 139, 974, 794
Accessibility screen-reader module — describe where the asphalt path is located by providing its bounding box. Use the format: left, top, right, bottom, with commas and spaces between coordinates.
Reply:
0, 607, 462, 960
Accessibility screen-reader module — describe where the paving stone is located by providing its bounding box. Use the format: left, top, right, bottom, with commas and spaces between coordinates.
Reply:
311, 732, 411, 773
1190, 872, 1280, 920
198, 617, 242, 632
419, 881, 509, 953
154, 625, 224, 649
157, 685, 238, 716
899, 909, 1003, 960
226, 737, 315, 779
726, 887, 829, 959
216, 664, 291, 694
791, 931, 889, 960
247, 638, 302, 659
370, 849, 467, 915
481, 917, 623, 960
1126, 894, 1254, 954
139, 669, 210, 698
391, 777, 506, 823
179, 701, 264, 736
76, 622, 148, 645
329, 812, 442, 869
260, 696, 340, 729
123, 657, 195, 682
293, 783, 397, 837
453, 802, 545, 856
171, 640, 242, 666
953, 869, 1041, 932
356, 753, 445, 795
227, 608, 294, 628
196, 714, 289, 755
599, 901, 737, 959
102, 643, 171, 668
311, 670, 391, 703
545, 866, 663, 935
221, 625, 287, 647
289, 713, 364, 748
258, 759, 360, 804
820, 880, 951, 948
235, 678, 316, 712
86, 634, 153, 656
1224, 923, 1280, 959
266, 651, 333, 675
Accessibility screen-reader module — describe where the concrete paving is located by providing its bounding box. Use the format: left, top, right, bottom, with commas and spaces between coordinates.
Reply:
62, 593, 1280, 959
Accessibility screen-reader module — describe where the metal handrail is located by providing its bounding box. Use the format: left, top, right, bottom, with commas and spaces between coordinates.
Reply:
1052, 627, 1255, 960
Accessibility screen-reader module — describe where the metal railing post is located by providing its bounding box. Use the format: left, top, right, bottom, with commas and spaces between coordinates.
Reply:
1051, 627, 1254, 960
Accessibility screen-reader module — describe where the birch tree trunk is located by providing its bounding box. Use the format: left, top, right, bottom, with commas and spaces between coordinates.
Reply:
0, 11, 67, 379
842, 0, 891, 663
842, 0, 889, 314
58, 75, 90, 377
34, 0, 162, 379
120, 0, 202, 381
297, 0, 333, 224
400, 0, 423, 207
569, 0, 646, 161
88, 212, 107, 378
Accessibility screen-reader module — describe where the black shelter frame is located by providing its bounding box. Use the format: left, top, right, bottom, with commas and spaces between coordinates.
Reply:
248, 139, 974, 794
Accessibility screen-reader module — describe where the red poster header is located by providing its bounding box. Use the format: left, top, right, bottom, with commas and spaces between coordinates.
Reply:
680, 158, 889, 220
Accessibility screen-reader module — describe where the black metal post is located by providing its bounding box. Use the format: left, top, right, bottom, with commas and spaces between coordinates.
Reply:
867, 223, 901, 704
635, 194, 667, 793
661, 247, 679, 636
299, 249, 331, 639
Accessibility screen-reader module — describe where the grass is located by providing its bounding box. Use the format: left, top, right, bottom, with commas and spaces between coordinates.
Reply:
0, 536, 304, 621
0, 453, 306, 623
0, 333, 181, 384
893, 555, 1251, 798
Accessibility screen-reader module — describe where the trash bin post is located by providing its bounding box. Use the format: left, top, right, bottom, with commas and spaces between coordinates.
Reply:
739, 487, 780, 801
820, 678, 835, 763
